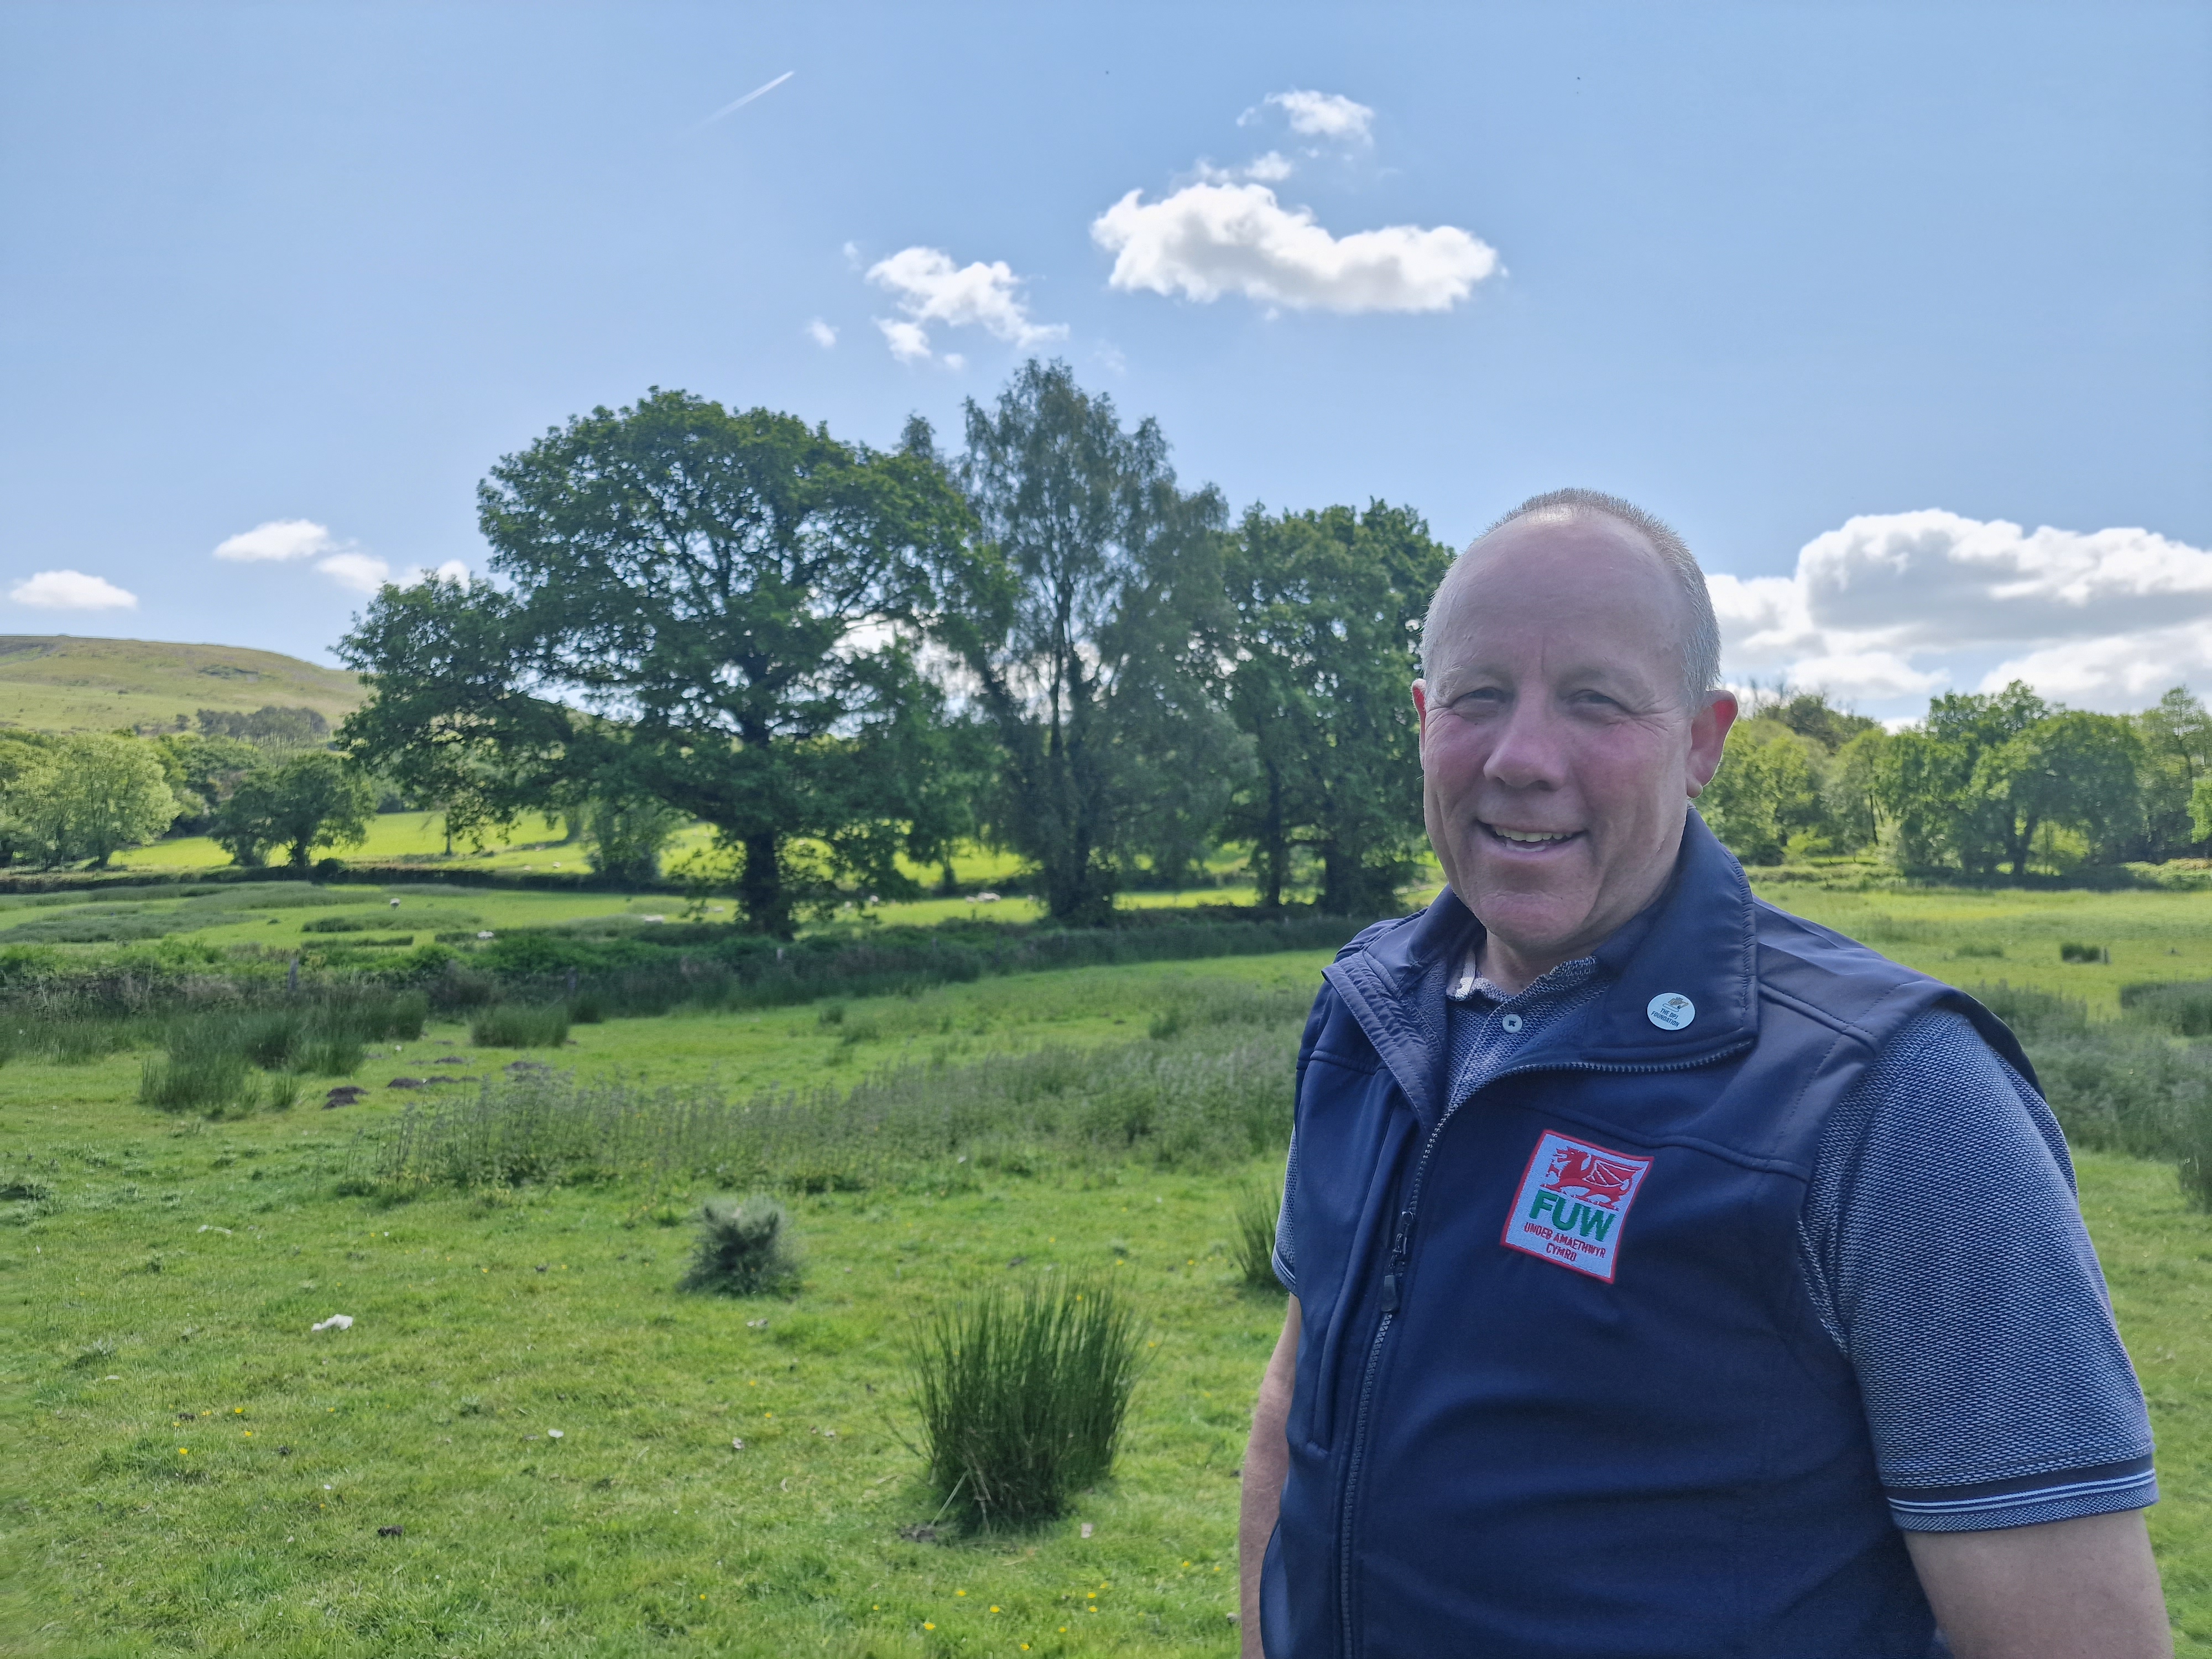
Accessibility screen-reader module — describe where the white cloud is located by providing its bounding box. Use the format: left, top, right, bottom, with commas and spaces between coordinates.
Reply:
1251, 89, 1375, 142
1197, 151, 1297, 185
316, 552, 391, 594
1092, 181, 1499, 314
1709, 509, 2212, 711
876, 317, 933, 364
213, 518, 337, 562
805, 317, 838, 348
9, 569, 137, 610
864, 246, 1067, 365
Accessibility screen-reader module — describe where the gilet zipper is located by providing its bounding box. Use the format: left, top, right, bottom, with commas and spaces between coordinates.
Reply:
1333, 1044, 1751, 1659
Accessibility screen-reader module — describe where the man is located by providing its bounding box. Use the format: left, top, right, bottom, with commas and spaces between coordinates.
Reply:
1239, 491, 2169, 1658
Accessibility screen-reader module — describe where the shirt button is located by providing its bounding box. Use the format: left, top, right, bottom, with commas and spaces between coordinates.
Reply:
1500, 1013, 1524, 1033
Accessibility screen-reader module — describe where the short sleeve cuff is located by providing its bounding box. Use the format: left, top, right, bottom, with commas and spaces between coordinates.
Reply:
1885, 1454, 2157, 1533
1271, 1245, 1296, 1295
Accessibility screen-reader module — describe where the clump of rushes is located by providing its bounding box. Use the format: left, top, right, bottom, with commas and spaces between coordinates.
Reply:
679, 1194, 801, 1296
138, 1022, 256, 1116
1232, 1181, 1283, 1292
909, 1276, 1146, 1529
469, 1003, 571, 1050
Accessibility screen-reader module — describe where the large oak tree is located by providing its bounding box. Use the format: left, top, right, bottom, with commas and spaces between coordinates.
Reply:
340, 389, 973, 936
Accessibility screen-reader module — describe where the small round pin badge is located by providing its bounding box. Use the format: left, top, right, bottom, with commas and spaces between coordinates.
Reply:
1646, 993, 1695, 1031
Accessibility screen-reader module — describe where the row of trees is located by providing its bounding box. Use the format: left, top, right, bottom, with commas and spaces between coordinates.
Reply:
331, 358, 2209, 927
0, 714, 376, 870
341, 363, 1447, 934
1701, 683, 2212, 878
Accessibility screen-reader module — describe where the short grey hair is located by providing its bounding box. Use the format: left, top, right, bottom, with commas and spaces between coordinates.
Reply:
1419, 487, 1723, 706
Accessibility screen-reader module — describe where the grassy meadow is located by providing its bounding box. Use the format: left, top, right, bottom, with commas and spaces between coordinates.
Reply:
0, 637, 363, 736
3, 880, 2211, 1656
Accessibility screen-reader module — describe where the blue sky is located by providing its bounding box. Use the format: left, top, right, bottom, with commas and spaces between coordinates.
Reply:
2, 3, 2207, 719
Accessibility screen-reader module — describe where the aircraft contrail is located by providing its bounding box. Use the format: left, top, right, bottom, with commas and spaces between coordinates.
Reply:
698, 70, 795, 127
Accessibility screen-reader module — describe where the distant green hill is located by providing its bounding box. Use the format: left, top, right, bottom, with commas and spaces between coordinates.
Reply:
0, 636, 365, 734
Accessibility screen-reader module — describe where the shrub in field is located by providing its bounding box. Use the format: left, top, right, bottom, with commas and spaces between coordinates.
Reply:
907, 1277, 1146, 1528
2059, 941, 2109, 963
566, 993, 606, 1024
677, 1195, 801, 1296
470, 1003, 571, 1049
1232, 1182, 1282, 1292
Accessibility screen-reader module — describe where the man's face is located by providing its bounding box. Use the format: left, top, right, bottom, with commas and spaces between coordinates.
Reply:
1415, 513, 1735, 979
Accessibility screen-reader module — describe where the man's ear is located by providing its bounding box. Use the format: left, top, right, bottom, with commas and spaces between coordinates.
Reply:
1411, 680, 1431, 729
1685, 691, 1738, 798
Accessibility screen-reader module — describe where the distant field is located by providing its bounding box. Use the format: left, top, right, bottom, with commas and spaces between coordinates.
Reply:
107, 819, 1267, 926
1745, 874, 2212, 1017
110, 812, 583, 877
0, 637, 364, 734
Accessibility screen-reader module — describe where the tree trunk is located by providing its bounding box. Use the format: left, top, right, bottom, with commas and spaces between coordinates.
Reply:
739, 829, 791, 938
2011, 814, 2040, 881
1257, 760, 1287, 910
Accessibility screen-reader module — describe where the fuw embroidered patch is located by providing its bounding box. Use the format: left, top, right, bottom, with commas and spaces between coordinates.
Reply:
1501, 1131, 1655, 1282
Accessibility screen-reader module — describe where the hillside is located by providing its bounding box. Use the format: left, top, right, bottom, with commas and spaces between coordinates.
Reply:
0, 635, 365, 734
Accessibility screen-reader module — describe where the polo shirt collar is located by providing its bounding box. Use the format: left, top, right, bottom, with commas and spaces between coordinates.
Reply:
1324, 810, 1759, 1128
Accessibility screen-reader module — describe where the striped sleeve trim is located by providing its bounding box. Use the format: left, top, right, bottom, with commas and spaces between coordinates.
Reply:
1886, 1455, 2157, 1533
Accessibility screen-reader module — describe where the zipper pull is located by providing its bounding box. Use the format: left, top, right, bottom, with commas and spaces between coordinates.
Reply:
1392, 1210, 1413, 1261
1380, 1273, 1399, 1313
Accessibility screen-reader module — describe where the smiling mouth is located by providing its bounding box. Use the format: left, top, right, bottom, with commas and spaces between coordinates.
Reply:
1481, 822, 1584, 848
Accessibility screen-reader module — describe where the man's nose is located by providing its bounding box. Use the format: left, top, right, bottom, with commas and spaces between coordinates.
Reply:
1483, 700, 1569, 791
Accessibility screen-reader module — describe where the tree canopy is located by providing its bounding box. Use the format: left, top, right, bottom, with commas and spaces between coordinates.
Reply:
212, 750, 375, 869
1221, 500, 1449, 912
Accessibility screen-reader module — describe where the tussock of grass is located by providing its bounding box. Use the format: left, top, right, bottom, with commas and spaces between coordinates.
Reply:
677, 1194, 801, 1296
135, 989, 426, 1115
907, 1276, 1146, 1528
2119, 979, 2212, 1037
469, 1003, 570, 1049
1232, 1182, 1283, 1292
1969, 980, 2089, 1039
138, 1036, 255, 1116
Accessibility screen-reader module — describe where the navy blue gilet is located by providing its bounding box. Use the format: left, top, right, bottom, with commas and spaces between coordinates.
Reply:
1260, 813, 2033, 1659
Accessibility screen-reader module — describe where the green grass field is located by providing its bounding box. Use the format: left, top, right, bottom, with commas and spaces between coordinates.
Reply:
3, 891, 2210, 1656
0, 637, 364, 735
105, 817, 1263, 930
